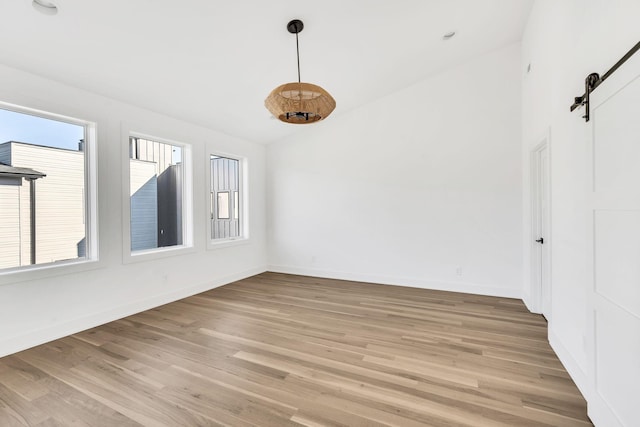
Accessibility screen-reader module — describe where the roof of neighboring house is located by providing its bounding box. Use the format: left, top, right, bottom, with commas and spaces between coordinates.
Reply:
0, 162, 46, 180
1, 140, 81, 153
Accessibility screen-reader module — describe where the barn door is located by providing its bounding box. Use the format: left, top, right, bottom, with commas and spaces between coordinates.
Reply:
586, 49, 640, 426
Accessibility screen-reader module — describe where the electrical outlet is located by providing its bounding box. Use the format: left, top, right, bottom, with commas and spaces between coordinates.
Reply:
456, 266, 463, 277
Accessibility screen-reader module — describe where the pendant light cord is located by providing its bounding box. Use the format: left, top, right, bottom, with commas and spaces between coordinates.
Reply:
295, 31, 301, 83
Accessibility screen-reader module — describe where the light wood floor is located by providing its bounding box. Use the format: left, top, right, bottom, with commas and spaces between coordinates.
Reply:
0, 272, 592, 426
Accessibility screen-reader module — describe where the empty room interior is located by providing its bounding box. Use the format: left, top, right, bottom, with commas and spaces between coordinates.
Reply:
0, 0, 638, 426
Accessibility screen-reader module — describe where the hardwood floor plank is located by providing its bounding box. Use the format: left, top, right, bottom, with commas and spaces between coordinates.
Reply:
0, 272, 592, 426
0, 382, 49, 426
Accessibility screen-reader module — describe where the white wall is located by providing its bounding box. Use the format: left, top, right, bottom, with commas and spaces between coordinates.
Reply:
268, 44, 523, 298
0, 64, 268, 357
521, 0, 640, 419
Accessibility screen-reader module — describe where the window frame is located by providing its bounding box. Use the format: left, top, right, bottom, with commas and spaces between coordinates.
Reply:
206, 151, 248, 250
122, 130, 194, 263
0, 101, 99, 282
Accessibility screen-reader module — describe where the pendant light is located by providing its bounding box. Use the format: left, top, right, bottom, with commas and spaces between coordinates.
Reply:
265, 19, 336, 124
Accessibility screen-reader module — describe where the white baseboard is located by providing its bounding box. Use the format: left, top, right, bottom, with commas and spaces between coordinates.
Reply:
0, 265, 267, 358
548, 328, 626, 427
548, 327, 590, 399
521, 290, 537, 313
267, 265, 522, 299
587, 398, 625, 427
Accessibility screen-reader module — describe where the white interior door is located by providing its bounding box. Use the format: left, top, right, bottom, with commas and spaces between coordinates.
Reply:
586, 50, 640, 427
531, 142, 551, 317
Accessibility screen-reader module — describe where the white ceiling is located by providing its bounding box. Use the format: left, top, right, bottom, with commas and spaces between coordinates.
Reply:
1, 0, 533, 144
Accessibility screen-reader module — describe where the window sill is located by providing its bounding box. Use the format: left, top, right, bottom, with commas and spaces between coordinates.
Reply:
0, 258, 102, 286
207, 237, 250, 251
124, 244, 196, 264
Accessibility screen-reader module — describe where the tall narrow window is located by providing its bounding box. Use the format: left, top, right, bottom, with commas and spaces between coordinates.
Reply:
210, 155, 242, 240
129, 136, 186, 252
0, 105, 96, 271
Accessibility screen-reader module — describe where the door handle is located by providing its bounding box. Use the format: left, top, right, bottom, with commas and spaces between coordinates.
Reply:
536, 238, 544, 244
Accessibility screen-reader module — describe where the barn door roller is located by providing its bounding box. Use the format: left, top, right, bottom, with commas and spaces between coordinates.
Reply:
570, 40, 640, 122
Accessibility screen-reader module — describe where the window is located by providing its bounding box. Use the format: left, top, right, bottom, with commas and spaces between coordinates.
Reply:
217, 192, 230, 219
0, 104, 96, 272
210, 155, 243, 240
129, 136, 187, 253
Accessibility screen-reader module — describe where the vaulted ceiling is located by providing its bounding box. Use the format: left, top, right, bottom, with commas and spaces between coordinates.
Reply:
1, 0, 533, 143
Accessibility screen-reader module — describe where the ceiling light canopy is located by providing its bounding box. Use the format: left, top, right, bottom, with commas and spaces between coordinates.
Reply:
265, 19, 336, 124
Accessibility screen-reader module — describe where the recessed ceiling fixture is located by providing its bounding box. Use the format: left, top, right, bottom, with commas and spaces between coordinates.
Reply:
265, 19, 336, 124
32, 0, 58, 15
443, 31, 456, 40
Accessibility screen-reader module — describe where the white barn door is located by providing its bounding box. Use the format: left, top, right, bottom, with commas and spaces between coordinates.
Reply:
587, 50, 640, 426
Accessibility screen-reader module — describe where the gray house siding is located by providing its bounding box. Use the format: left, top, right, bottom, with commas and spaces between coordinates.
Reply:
129, 137, 182, 251
157, 163, 182, 247
211, 156, 239, 239
130, 160, 158, 251
0, 177, 22, 268
0, 142, 11, 164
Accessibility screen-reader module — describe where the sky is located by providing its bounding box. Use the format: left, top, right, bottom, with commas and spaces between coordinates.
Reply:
0, 107, 184, 164
0, 107, 84, 151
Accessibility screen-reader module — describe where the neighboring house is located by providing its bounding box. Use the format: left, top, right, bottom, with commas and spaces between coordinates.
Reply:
130, 158, 159, 251
0, 139, 185, 266
210, 156, 240, 240
0, 141, 84, 268
0, 162, 45, 269
129, 137, 182, 251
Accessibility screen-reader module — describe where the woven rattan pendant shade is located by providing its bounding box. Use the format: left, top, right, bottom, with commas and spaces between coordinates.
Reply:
265, 19, 335, 124
265, 82, 336, 124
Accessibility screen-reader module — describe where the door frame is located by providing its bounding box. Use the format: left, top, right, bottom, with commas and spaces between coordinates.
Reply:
529, 136, 551, 317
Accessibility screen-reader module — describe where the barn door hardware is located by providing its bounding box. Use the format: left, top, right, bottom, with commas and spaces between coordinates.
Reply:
570, 40, 640, 122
